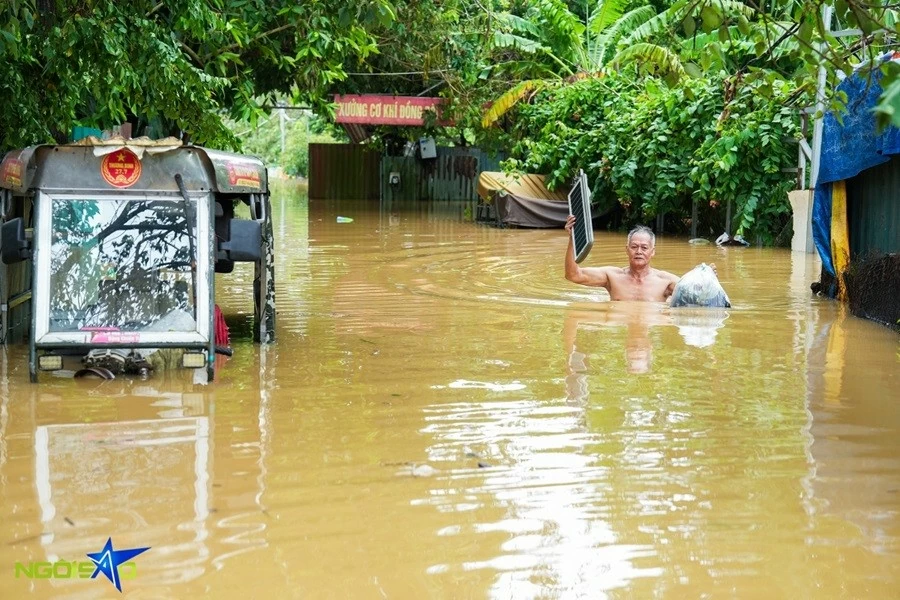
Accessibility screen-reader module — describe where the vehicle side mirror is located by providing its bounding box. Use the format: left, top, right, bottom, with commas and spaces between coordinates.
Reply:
1, 218, 31, 264
219, 219, 261, 262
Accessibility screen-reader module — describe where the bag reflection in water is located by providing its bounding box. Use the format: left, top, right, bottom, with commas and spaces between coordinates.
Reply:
670, 263, 731, 348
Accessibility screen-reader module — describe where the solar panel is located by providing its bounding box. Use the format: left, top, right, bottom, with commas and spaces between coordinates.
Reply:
567, 169, 593, 263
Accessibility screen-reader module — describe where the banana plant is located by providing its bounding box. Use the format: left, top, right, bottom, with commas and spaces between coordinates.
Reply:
482, 0, 763, 128
482, 0, 632, 127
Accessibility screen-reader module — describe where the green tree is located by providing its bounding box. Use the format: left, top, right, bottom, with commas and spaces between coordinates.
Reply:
480, 0, 762, 127
469, 0, 900, 243
0, 0, 392, 150
504, 71, 801, 243
227, 110, 343, 176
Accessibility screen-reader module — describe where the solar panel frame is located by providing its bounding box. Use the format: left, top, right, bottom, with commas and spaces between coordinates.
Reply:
567, 169, 593, 263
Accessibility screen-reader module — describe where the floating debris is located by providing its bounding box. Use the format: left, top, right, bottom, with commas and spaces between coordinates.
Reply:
392, 463, 439, 478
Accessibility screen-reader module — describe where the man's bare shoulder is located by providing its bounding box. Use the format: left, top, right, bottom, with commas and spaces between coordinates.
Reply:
583, 265, 625, 277
653, 268, 680, 283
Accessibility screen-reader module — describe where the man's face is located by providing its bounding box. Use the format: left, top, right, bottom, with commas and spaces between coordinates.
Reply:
626, 232, 655, 267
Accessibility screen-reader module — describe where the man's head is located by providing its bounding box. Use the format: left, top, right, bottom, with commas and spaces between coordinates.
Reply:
626, 225, 655, 268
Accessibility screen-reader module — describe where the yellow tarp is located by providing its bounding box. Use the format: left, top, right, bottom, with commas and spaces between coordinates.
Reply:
831, 180, 851, 301
477, 171, 569, 204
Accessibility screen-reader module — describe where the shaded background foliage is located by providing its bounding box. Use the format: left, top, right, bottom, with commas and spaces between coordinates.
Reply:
226, 111, 344, 178
504, 73, 799, 243
2, 0, 900, 244
0, 0, 388, 148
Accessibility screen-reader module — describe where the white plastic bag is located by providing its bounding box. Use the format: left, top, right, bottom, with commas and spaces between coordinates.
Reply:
670, 263, 731, 308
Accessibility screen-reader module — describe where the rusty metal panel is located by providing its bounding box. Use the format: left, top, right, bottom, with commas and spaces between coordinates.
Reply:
379, 147, 503, 202
0, 146, 42, 193
308, 143, 380, 200
847, 156, 900, 258
201, 148, 267, 193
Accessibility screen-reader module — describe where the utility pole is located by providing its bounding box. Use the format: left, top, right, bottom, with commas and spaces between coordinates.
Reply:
809, 4, 834, 189
279, 108, 286, 156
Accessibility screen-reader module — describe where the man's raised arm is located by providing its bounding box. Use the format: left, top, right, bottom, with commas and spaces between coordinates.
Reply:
564, 215, 610, 288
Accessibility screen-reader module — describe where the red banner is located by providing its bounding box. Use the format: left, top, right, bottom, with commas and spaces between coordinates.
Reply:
334, 95, 450, 126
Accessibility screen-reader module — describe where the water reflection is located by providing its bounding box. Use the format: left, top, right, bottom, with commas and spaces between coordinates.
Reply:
563, 303, 705, 385
420, 394, 663, 598
562, 302, 731, 395
669, 309, 728, 349
49, 198, 198, 332
1, 189, 899, 598
804, 307, 900, 565
34, 416, 211, 588
0, 349, 274, 597
562, 304, 666, 388
0, 349, 8, 471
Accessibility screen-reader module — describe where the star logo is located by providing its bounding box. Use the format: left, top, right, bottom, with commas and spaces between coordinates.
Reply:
86, 537, 150, 592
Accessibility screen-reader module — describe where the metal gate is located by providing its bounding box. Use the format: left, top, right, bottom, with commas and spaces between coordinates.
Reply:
847, 156, 900, 257
381, 147, 502, 202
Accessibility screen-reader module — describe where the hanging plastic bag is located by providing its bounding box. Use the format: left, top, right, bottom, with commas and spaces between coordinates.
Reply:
670, 263, 731, 308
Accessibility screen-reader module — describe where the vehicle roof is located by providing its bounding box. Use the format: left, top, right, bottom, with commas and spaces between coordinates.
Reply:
0, 139, 268, 195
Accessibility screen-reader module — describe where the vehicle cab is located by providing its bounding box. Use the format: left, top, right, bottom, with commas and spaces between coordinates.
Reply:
0, 137, 275, 382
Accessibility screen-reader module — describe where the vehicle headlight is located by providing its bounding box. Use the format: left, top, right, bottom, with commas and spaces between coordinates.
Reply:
182, 351, 207, 369
38, 355, 63, 371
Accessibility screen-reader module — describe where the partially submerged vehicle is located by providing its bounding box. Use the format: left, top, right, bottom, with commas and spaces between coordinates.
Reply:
475, 170, 613, 229
0, 137, 275, 382
475, 171, 571, 228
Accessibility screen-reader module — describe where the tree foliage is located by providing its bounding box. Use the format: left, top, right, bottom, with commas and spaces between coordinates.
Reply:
227, 111, 343, 178
504, 72, 800, 243
0, 0, 390, 150
472, 0, 900, 243
5, 0, 900, 247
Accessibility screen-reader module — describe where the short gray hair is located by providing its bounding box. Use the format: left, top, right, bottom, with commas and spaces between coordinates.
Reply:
627, 225, 655, 246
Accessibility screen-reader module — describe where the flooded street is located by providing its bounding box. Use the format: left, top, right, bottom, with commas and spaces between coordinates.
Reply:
1, 183, 898, 599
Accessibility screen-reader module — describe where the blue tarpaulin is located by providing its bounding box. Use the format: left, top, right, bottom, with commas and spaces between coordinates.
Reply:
813, 58, 900, 275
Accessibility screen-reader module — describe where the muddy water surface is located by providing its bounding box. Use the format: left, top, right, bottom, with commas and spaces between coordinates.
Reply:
1, 184, 898, 599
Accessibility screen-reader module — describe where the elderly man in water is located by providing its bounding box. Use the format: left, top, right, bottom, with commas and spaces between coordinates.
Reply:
564, 216, 680, 302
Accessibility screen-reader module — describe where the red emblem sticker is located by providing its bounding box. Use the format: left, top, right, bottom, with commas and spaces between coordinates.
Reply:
101, 149, 142, 188
226, 163, 261, 189
1, 158, 23, 188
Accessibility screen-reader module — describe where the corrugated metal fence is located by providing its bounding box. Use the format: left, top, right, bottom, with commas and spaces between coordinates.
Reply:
309, 143, 380, 200
847, 156, 900, 257
381, 147, 502, 202
310, 143, 503, 202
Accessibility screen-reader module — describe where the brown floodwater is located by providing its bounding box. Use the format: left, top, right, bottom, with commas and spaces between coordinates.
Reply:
1, 183, 898, 599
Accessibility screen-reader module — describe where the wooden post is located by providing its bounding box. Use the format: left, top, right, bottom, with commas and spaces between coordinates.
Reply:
691, 199, 698, 239
725, 200, 732, 236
